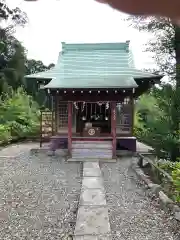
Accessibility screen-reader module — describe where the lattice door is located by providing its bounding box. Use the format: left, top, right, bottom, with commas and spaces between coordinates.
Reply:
116, 97, 132, 134
57, 102, 68, 129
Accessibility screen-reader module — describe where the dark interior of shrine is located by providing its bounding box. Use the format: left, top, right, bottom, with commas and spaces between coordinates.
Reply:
75, 102, 111, 134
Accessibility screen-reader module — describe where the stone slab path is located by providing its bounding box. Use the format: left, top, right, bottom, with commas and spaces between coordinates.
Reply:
74, 162, 111, 239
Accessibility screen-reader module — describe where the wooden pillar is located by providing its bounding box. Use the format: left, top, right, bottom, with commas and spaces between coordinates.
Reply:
111, 102, 117, 158
68, 101, 72, 157
54, 95, 58, 134
130, 96, 134, 136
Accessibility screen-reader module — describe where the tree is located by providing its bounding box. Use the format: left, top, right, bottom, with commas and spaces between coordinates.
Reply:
24, 59, 55, 107
0, 0, 54, 103
0, 0, 28, 93
25, 59, 54, 75
128, 16, 175, 76
0, 0, 27, 27
171, 25, 180, 160
0, 1, 54, 144
128, 16, 180, 161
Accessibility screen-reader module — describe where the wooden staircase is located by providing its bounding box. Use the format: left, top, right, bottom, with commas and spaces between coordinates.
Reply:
71, 140, 113, 159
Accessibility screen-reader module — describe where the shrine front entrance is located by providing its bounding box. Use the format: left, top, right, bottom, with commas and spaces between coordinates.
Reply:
74, 102, 111, 136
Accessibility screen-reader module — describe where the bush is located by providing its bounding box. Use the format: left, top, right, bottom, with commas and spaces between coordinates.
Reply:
158, 161, 180, 203
172, 162, 180, 202
0, 87, 40, 144
0, 124, 12, 143
135, 89, 180, 162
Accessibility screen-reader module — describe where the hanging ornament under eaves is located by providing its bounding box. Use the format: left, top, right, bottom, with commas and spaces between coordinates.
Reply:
81, 102, 85, 112
81, 102, 87, 120
74, 102, 79, 110
97, 102, 103, 106
105, 102, 109, 109
105, 102, 109, 121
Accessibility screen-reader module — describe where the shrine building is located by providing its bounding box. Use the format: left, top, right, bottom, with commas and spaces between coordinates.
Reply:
25, 42, 162, 159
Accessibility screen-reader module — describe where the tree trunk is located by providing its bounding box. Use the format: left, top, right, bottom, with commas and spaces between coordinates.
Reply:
171, 25, 180, 161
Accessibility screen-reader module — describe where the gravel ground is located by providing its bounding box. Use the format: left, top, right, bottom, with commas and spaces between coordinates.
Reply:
100, 158, 180, 240
0, 150, 82, 240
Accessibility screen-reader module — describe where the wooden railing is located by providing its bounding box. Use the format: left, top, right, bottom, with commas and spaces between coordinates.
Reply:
136, 153, 173, 182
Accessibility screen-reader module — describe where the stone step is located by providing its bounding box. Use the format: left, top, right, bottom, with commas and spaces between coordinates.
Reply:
72, 151, 112, 156
72, 141, 112, 145
72, 143, 112, 149
68, 158, 115, 162
72, 155, 113, 159
74, 234, 112, 239
72, 149, 112, 154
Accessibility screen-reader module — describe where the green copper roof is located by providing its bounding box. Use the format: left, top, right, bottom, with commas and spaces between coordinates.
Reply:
25, 42, 162, 89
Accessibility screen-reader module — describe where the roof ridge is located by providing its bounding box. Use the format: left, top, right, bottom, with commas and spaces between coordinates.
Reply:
61, 41, 130, 52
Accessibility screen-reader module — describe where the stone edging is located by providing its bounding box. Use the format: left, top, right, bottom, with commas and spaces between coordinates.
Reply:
131, 157, 180, 222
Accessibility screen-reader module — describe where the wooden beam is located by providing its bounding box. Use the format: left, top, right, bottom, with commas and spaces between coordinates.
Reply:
68, 102, 72, 158
49, 90, 134, 102
111, 102, 117, 158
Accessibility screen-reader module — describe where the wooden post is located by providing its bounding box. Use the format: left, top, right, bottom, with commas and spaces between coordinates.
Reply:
111, 102, 117, 158
40, 110, 43, 148
55, 95, 58, 134
68, 101, 72, 158
130, 96, 134, 136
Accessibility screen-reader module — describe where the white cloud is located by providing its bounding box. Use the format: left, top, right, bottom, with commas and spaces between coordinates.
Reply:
8, 0, 155, 69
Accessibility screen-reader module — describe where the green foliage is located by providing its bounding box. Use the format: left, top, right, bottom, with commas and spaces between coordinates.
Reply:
172, 164, 180, 202
24, 59, 54, 107
127, 16, 175, 77
135, 88, 180, 161
0, 0, 27, 94
0, 124, 11, 143
158, 161, 179, 174
25, 59, 55, 75
135, 85, 180, 161
0, 87, 40, 144
0, 0, 27, 27
129, 15, 180, 161
0, 1, 54, 107
158, 161, 180, 202
0, 1, 53, 144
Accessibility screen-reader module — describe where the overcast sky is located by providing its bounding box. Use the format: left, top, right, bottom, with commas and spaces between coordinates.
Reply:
8, 0, 155, 69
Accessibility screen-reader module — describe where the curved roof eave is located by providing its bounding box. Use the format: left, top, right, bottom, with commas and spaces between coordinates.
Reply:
42, 76, 139, 89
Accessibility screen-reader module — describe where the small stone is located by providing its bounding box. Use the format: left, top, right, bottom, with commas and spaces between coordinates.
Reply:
148, 183, 161, 194
159, 191, 173, 204
0, 210, 8, 220
12, 202, 18, 208
175, 211, 180, 221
